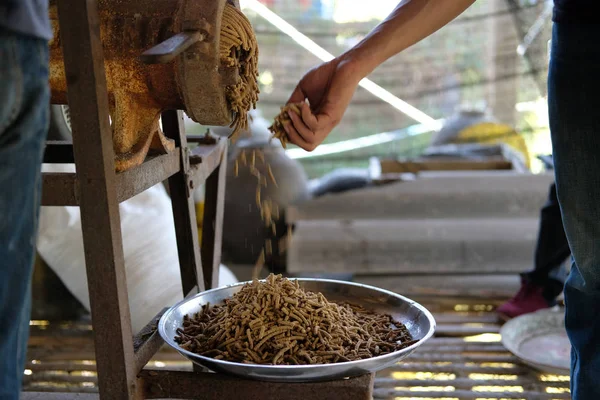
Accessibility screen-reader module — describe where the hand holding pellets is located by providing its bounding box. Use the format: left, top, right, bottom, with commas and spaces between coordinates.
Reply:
268, 102, 304, 149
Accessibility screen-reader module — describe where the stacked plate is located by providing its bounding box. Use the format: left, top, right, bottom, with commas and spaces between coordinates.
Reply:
501, 308, 570, 375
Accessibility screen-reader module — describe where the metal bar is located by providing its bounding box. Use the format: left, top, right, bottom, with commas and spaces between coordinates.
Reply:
42, 173, 78, 206
162, 110, 205, 295
42, 151, 181, 206
139, 31, 204, 64
186, 134, 209, 143
200, 139, 228, 289
56, 0, 136, 398
133, 308, 168, 374
188, 139, 227, 183
137, 370, 374, 400
115, 150, 181, 202
43, 141, 74, 163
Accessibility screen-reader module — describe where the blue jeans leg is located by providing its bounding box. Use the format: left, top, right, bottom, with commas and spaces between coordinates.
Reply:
0, 28, 49, 400
549, 23, 600, 400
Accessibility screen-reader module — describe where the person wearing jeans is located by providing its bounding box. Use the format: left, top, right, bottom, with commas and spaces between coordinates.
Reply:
548, 21, 600, 399
284, 0, 598, 397
497, 181, 570, 320
0, 1, 51, 399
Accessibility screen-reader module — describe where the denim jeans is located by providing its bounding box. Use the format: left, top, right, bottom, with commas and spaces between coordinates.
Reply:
0, 28, 49, 399
549, 23, 600, 400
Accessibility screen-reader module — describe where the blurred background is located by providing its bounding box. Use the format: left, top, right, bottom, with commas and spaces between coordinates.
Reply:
189, 0, 552, 177
42, 0, 557, 324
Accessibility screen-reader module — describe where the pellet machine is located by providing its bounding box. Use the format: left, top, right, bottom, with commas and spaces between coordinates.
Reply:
48, 0, 257, 171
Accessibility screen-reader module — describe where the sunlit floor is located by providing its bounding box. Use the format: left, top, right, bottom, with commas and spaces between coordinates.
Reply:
23, 298, 570, 399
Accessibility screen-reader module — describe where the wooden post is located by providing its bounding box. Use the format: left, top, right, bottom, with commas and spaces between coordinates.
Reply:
162, 110, 206, 295
56, 0, 136, 398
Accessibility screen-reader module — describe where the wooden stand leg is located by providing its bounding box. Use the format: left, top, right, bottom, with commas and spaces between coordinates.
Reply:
56, 0, 135, 398
162, 110, 205, 296
201, 146, 228, 290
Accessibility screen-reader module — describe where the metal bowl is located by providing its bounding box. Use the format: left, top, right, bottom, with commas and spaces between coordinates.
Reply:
158, 278, 436, 382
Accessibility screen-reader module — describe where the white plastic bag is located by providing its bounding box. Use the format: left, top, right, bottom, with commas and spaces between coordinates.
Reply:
37, 164, 237, 333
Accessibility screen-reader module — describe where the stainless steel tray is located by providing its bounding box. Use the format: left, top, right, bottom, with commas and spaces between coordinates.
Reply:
158, 278, 436, 382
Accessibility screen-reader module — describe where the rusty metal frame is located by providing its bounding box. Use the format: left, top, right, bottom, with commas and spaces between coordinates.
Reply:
162, 110, 207, 296
41, 143, 226, 207
199, 142, 227, 290
42, 150, 182, 206
40, 0, 374, 399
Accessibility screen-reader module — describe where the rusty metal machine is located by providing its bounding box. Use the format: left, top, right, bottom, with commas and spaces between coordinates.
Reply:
48, 0, 256, 171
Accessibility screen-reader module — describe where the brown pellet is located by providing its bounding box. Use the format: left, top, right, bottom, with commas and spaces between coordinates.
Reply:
174, 274, 413, 365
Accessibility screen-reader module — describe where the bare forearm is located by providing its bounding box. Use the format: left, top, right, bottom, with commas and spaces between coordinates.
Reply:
339, 0, 476, 80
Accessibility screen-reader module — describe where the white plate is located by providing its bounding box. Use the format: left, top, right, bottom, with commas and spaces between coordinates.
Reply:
500, 308, 570, 375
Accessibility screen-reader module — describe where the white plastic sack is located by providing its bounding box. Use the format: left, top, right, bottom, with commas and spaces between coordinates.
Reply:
37, 164, 238, 333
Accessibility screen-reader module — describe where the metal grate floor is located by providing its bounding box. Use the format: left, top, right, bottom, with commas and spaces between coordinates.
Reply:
23, 299, 571, 399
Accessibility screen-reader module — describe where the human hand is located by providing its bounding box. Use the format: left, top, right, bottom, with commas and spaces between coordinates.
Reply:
283, 58, 361, 151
